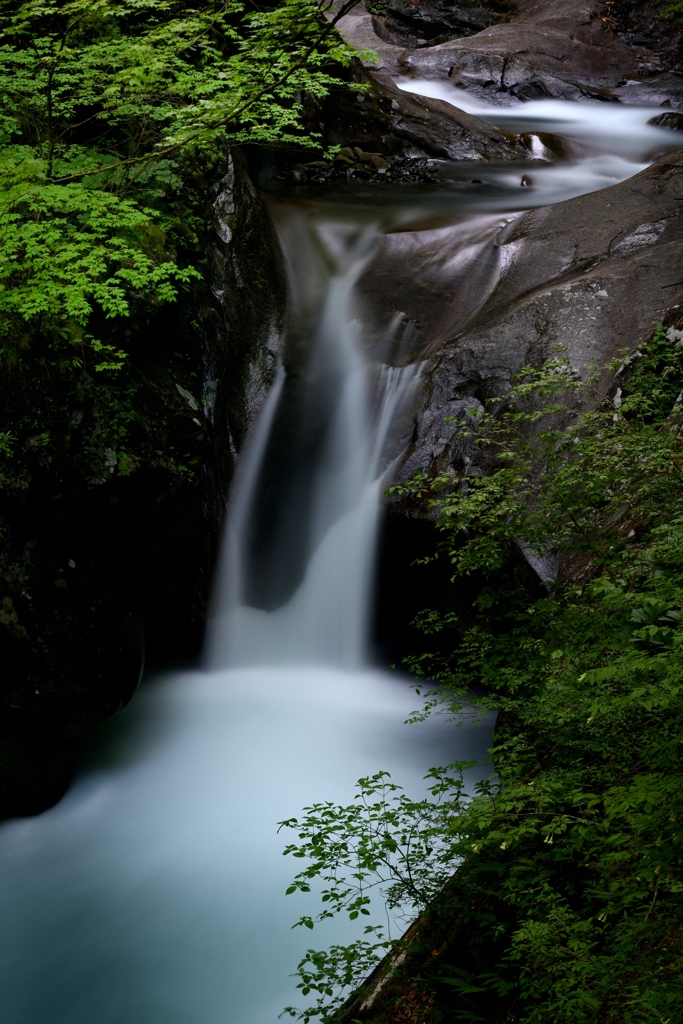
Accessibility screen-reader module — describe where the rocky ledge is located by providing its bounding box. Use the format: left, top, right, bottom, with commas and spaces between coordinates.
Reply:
337, 0, 683, 107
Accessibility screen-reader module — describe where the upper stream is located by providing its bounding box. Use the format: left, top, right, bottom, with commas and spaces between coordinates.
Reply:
0, 95, 678, 1023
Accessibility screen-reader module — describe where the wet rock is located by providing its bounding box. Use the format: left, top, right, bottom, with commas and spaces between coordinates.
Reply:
371, 0, 515, 49
338, 0, 683, 108
520, 131, 576, 160
353, 146, 389, 168
389, 150, 683, 496
407, 3, 683, 107
320, 65, 528, 162
200, 147, 285, 496
649, 111, 683, 131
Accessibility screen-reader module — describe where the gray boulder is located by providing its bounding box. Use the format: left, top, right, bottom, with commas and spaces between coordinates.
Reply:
338, 0, 683, 107
370, 150, 683, 486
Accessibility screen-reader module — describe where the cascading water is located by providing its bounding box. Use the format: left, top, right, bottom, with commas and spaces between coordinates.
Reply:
0, 98, 670, 1024
209, 225, 421, 669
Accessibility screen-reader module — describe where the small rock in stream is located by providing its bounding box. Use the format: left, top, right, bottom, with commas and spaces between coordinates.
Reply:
648, 112, 683, 132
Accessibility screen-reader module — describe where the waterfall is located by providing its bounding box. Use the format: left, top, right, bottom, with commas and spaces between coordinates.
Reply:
11, 116, 654, 1022
208, 224, 421, 669
0, 86, 671, 1023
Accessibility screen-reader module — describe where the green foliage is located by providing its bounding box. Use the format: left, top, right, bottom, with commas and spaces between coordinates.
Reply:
0, 431, 15, 459
280, 326, 683, 1024
0, 178, 198, 366
658, 0, 683, 24
0, 0, 363, 367
0, 0, 366, 496
279, 764, 477, 1021
390, 327, 683, 585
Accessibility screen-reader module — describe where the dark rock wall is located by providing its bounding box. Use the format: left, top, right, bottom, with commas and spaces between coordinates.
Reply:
321, 67, 528, 160
0, 150, 284, 818
372, 0, 516, 48
199, 151, 286, 577
612, 0, 683, 69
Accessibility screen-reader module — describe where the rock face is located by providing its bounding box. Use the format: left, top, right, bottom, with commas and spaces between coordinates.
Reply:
0, 150, 284, 818
252, 59, 529, 186
337, 0, 683, 107
650, 110, 683, 130
612, 0, 683, 67
200, 151, 286, 551
381, 150, 683, 497
319, 67, 529, 160
374, 0, 515, 48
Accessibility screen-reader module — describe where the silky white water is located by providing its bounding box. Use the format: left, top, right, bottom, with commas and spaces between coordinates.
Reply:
209, 226, 421, 669
398, 79, 682, 205
0, 99, 664, 1023
398, 79, 680, 161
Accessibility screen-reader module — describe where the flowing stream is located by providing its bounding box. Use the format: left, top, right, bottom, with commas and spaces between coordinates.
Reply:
0, 95, 678, 1023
